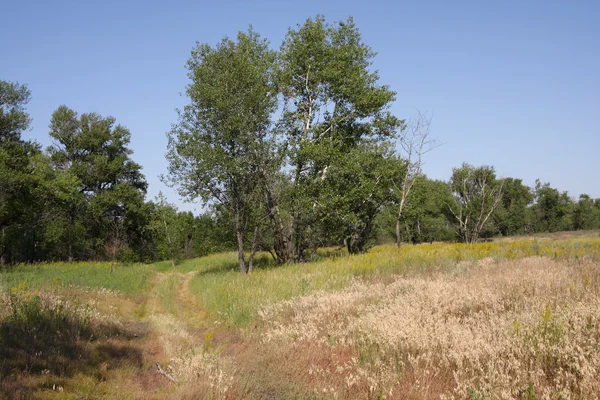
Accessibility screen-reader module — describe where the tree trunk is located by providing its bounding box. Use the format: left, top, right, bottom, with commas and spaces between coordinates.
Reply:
163, 213, 175, 268
233, 197, 246, 274
263, 185, 290, 264
247, 224, 259, 274
396, 217, 402, 248
1, 227, 5, 265
236, 229, 246, 274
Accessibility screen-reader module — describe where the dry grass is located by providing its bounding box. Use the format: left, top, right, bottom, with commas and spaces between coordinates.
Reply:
259, 257, 600, 398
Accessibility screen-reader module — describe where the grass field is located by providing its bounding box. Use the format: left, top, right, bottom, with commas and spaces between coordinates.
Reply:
1, 231, 600, 399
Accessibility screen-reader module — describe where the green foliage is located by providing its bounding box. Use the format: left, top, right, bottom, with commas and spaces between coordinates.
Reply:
0, 81, 44, 264
380, 176, 456, 244
447, 163, 505, 243
148, 192, 182, 265
166, 27, 277, 273
573, 194, 600, 230
166, 28, 276, 205
317, 142, 403, 253
0, 81, 31, 142
3, 19, 600, 267
530, 180, 575, 233
494, 178, 534, 236
47, 105, 148, 261
274, 16, 402, 259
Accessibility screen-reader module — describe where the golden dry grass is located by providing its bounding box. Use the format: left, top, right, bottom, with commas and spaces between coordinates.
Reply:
259, 256, 600, 398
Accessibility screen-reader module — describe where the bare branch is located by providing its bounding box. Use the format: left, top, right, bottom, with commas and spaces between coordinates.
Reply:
394, 110, 441, 247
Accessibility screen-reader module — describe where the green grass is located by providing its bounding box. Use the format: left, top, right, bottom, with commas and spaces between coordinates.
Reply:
152, 272, 182, 315
0, 261, 164, 294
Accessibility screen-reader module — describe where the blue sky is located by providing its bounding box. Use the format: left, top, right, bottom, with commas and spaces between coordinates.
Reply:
2, 0, 598, 213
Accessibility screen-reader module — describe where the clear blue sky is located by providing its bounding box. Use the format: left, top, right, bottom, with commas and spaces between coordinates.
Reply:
2, 0, 599, 213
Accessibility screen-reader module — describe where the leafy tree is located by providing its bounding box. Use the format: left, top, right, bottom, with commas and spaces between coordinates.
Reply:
447, 163, 505, 243
268, 16, 401, 261
0, 81, 42, 264
530, 180, 575, 233
32, 154, 83, 260
318, 142, 403, 253
48, 105, 147, 260
149, 192, 182, 267
493, 178, 533, 236
165, 28, 277, 274
573, 194, 600, 230
402, 177, 455, 243
0, 81, 31, 142
376, 176, 455, 244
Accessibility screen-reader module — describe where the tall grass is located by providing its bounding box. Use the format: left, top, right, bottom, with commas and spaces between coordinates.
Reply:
2, 238, 599, 326
187, 238, 600, 328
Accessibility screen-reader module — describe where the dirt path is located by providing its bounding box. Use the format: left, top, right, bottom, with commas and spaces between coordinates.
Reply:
136, 270, 321, 398
178, 271, 196, 301
146, 272, 167, 315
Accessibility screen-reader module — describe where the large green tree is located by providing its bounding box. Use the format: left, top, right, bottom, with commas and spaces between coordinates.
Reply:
166, 28, 277, 274
267, 16, 402, 261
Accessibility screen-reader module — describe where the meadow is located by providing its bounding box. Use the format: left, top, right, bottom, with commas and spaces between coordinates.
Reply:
1, 232, 600, 399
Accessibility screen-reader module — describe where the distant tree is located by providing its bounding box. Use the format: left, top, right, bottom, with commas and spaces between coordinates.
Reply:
0, 81, 31, 142
530, 180, 575, 233
150, 192, 181, 267
318, 142, 403, 254
392, 111, 439, 247
447, 163, 505, 243
573, 194, 600, 230
165, 28, 277, 274
401, 176, 455, 244
48, 105, 147, 260
493, 178, 533, 236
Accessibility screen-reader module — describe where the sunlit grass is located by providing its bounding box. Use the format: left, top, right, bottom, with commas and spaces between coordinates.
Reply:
187, 238, 600, 328
152, 273, 182, 316
2, 238, 599, 326
1, 235, 600, 398
0, 261, 164, 294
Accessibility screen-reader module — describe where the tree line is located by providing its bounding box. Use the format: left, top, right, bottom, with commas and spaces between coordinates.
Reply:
0, 82, 230, 265
2, 16, 599, 269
